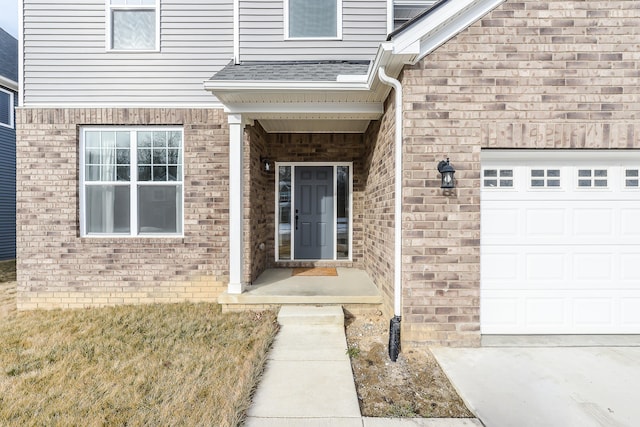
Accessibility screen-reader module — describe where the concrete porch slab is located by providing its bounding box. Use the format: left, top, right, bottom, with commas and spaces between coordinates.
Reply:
218, 268, 383, 306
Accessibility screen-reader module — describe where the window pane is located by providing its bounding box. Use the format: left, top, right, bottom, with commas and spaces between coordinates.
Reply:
547, 169, 560, 177
138, 185, 182, 234
85, 185, 130, 234
499, 169, 513, 177
86, 148, 101, 165
138, 148, 151, 165
86, 166, 101, 181
85, 131, 101, 148
138, 131, 152, 147
153, 148, 166, 164
626, 169, 639, 177
112, 10, 156, 50
289, 0, 337, 38
278, 166, 291, 260
531, 170, 544, 177
116, 149, 130, 165
116, 131, 130, 148
0, 91, 11, 126
153, 131, 167, 147
336, 166, 349, 259
483, 169, 497, 177
117, 166, 130, 181
153, 165, 167, 181
138, 166, 151, 181
484, 179, 497, 187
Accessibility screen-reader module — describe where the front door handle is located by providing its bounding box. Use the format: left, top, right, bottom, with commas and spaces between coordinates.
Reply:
295, 215, 299, 230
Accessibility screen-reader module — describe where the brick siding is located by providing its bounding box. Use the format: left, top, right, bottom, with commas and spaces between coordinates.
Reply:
400, 0, 640, 347
16, 108, 229, 309
363, 96, 397, 319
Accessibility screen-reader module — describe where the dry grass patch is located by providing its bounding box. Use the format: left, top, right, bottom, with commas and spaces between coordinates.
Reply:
0, 259, 16, 283
0, 303, 278, 426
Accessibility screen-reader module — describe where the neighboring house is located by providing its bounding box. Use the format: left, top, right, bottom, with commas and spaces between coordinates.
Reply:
16, 0, 640, 347
0, 28, 17, 261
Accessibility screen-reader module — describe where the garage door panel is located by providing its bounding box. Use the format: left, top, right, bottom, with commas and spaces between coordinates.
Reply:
621, 297, 640, 325
482, 252, 519, 282
574, 298, 614, 326
526, 253, 566, 281
482, 208, 519, 237
621, 209, 640, 235
621, 254, 640, 281
573, 253, 613, 281
481, 151, 640, 334
573, 208, 613, 236
525, 208, 566, 236
526, 298, 566, 326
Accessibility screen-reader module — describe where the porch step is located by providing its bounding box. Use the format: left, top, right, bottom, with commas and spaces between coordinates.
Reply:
277, 305, 344, 326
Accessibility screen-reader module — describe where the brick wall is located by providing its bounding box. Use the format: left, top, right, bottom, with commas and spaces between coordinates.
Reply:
245, 122, 270, 283
400, 0, 640, 347
16, 108, 229, 309
363, 96, 397, 318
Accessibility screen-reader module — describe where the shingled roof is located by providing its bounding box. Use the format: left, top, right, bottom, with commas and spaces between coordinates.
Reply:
0, 28, 18, 84
210, 60, 371, 82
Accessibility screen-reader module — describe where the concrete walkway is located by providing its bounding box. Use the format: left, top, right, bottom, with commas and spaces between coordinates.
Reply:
244, 305, 482, 427
432, 346, 640, 427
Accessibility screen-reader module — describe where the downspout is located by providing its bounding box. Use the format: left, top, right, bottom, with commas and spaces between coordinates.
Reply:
378, 67, 403, 362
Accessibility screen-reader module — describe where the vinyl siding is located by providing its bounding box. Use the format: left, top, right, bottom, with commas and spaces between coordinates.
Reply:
23, 0, 233, 105
239, 0, 387, 61
0, 89, 16, 260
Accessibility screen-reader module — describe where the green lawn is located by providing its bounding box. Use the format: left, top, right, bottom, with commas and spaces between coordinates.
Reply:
0, 302, 277, 426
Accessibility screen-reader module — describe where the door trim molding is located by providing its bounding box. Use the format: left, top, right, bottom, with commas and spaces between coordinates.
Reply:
275, 161, 353, 262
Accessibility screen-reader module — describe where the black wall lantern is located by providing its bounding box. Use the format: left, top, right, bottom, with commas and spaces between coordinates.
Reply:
437, 158, 455, 189
260, 156, 273, 173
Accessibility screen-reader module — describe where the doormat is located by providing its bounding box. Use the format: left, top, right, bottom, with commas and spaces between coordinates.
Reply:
292, 267, 338, 277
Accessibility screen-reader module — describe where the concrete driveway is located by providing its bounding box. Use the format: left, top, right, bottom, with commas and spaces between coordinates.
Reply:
432, 345, 640, 427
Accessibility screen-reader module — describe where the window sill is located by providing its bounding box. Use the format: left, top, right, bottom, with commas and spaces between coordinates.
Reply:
284, 36, 342, 41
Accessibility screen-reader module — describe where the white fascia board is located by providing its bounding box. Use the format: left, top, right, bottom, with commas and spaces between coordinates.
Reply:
0, 75, 18, 92
22, 102, 225, 109
391, 0, 505, 63
224, 102, 383, 116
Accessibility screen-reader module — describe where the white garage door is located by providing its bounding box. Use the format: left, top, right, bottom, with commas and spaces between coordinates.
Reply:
481, 150, 640, 334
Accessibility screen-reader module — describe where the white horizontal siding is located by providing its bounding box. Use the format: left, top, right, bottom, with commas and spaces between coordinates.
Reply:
24, 0, 234, 105
239, 0, 387, 61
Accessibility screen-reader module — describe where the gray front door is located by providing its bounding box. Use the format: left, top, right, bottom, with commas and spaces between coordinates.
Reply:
294, 166, 334, 259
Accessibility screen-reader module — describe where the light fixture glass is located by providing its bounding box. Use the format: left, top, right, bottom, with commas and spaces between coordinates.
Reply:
437, 158, 455, 189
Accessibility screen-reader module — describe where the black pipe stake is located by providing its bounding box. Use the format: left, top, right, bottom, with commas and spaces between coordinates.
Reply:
388, 315, 401, 362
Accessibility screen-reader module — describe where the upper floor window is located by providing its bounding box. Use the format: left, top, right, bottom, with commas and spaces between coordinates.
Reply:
108, 0, 159, 51
286, 0, 342, 39
0, 88, 13, 129
80, 127, 183, 237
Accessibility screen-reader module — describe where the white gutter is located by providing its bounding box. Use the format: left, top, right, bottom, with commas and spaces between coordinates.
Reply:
377, 67, 403, 319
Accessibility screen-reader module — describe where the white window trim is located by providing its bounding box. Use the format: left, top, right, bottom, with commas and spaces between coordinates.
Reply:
105, 0, 161, 52
0, 87, 14, 129
274, 162, 352, 262
79, 126, 184, 238
283, 0, 343, 41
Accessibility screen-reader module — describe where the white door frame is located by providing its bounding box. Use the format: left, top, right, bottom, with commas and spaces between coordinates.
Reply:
275, 161, 353, 262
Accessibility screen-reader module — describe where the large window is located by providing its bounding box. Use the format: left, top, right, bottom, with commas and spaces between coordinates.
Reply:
286, 0, 342, 39
108, 0, 159, 51
80, 128, 183, 236
0, 88, 13, 128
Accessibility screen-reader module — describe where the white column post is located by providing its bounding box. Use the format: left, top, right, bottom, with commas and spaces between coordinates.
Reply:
228, 113, 245, 294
